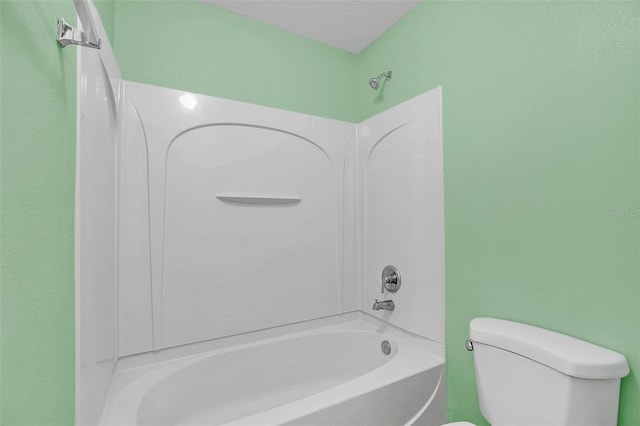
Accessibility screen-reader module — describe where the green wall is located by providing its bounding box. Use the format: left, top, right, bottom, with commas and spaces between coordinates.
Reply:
1, 1, 638, 425
357, 2, 640, 424
0, 1, 77, 425
112, 0, 359, 122
94, 0, 115, 43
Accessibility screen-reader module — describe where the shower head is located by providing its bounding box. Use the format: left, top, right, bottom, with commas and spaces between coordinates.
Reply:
369, 71, 392, 91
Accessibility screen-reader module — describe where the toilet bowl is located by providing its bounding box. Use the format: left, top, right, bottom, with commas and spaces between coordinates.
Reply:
447, 318, 629, 426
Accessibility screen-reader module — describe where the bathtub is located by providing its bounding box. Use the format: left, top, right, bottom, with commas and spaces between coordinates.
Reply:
100, 312, 445, 426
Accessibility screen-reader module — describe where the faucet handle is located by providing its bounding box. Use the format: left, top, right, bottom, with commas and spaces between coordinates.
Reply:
381, 265, 401, 294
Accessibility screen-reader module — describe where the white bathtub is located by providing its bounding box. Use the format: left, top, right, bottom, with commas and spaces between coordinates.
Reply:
101, 313, 445, 426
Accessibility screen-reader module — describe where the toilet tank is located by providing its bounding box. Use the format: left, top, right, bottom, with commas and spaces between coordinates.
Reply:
469, 318, 629, 426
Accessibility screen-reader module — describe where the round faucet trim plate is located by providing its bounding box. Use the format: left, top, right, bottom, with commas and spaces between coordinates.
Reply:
382, 265, 401, 293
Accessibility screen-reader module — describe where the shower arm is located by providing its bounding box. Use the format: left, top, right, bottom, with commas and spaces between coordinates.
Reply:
375, 71, 392, 82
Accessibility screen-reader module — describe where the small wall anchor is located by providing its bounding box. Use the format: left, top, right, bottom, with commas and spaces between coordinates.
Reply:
57, 17, 101, 50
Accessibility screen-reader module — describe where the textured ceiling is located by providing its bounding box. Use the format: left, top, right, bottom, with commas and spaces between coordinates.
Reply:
203, 1, 421, 53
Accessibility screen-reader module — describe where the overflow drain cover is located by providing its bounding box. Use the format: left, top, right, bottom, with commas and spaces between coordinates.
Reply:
381, 340, 391, 355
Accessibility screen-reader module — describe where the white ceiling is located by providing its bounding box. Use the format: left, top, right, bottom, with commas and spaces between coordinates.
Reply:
203, 1, 421, 54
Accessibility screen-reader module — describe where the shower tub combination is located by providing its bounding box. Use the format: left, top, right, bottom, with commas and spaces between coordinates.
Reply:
78, 39, 444, 423
101, 314, 445, 426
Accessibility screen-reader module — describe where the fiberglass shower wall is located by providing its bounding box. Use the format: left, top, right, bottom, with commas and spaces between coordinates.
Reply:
74, 5, 122, 424
358, 89, 445, 343
115, 83, 444, 356
117, 82, 359, 355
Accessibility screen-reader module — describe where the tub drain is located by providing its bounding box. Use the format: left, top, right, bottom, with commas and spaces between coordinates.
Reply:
381, 340, 391, 355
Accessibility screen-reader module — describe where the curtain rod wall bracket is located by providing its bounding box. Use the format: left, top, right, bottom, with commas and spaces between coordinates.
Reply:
57, 17, 101, 50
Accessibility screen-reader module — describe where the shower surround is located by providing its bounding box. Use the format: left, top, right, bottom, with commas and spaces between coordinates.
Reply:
79, 76, 444, 425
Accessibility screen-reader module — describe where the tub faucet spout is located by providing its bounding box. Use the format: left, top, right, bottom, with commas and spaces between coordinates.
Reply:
372, 299, 394, 311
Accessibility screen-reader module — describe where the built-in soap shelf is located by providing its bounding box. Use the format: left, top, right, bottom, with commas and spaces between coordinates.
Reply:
216, 193, 301, 205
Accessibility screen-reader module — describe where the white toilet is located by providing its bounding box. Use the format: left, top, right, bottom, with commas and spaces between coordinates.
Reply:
443, 317, 629, 426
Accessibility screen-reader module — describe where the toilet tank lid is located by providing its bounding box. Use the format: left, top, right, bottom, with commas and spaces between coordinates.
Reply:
470, 318, 629, 379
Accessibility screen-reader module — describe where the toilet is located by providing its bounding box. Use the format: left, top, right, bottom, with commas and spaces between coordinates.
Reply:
443, 317, 629, 426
